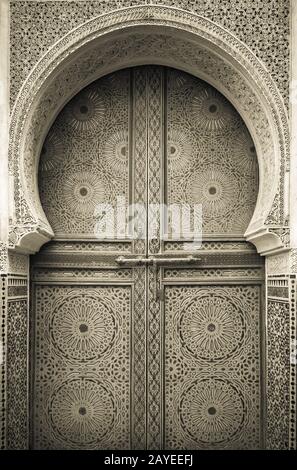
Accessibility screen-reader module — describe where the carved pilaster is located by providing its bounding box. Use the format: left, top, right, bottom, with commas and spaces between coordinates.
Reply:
266, 249, 297, 450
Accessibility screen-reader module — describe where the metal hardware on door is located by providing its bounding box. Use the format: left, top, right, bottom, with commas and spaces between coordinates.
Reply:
151, 255, 201, 267
116, 256, 153, 266
115, 255, 201, 267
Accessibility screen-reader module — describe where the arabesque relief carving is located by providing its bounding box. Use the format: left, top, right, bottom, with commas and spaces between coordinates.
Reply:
8, 5, 289, 254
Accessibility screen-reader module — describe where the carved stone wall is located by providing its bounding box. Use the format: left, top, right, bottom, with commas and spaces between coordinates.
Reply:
10, 1, 289, 108
0, 275, 7, 450
267, 275, 297, 450
0, 259, 29, 450
7, 297, 28, 449
5, 253, 29, 449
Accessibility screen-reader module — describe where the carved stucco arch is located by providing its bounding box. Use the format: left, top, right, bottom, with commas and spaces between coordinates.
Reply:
9, 5, 289, 254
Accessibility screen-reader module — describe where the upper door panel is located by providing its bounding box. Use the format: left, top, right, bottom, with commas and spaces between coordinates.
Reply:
39, 69, 131, 239
38, 67, 259, 245
166, 68, 259, 239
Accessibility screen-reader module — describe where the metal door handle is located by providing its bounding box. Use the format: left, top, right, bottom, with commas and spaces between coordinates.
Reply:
116, 255, 201, 266
151, 255, 201, 266
116, 256, 152, 266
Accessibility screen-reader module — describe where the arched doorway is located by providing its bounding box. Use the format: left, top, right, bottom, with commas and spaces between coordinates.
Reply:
30, 66, 264, 450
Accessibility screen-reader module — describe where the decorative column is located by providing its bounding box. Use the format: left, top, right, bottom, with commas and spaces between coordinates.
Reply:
0, 0, 30, 450
290, 0, 297, 250
289, 0, 297, 451
0, 0, 9, 451
6, 252, 29, 449
265, 0, 297, 450
266, 252, 296, 450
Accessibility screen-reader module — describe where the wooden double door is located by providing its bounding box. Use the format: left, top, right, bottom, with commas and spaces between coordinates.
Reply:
31, 66, 264, 449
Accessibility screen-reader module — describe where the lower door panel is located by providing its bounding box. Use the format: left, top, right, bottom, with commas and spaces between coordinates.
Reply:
164, 284, 262, 449
32, 284, 132, 449
31, 247, 264, 450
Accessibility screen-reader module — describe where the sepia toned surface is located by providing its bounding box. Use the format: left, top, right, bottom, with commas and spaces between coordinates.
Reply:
1, 0, 295, 452
31, 66, 264, 449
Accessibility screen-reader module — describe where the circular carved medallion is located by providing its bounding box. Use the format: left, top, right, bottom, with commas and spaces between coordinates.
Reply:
191, 88, 239, 131
64, 88, 105, 134
232, 130, 258, 174
49, 378, 116, 446
179, 378, 245, 445
104, 130, 129, 173
179, 292, 246, 361
51, 294, 117, 361
167, 129, 192, 173
63, 171, 105, 216
39, 132, 64, 172
190, 167, 241, 218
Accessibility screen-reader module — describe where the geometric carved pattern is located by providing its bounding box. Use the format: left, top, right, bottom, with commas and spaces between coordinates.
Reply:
8, 252, 29, 276
146, 67, 163, 448
167, 129, 192, 173
179, 292, 247, 362
289, 278, 297, 450
179, 378, 246, 445
164, 241, 257, 252
9, 2, 289, 259
39, 67, 259, 239
104, 130, 129, 174
10, 1, 289, 108
129, 67, 148, 450
164, 268, 263, 281
7, 299, 28, 449
266, 298, 290, 450
0, 275, 7, 450
63, 89, 105, 134
147, 67, 163, 254
132, 67, 148, 256
147, 264, 162, 449
131, 267, 146, 450
50, 293, 116, 362
167, 69, 259, 236
10, 23, 287, 253
38, 67, 259, 239
5, 3, 291, 453
49, 378, 116, 446
33, 285, 131, 449
39, 70, 130, 237
191, 88, 239, 131
165, 285, 262, 449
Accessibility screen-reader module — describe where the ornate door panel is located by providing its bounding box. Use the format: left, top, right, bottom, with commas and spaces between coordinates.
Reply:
32, 284, 131, 449
164, 282, 262, 449
32, 66, 264, 450
160, 69, 264, 449
165, 68, 258, 237
32, 68, 149, 449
